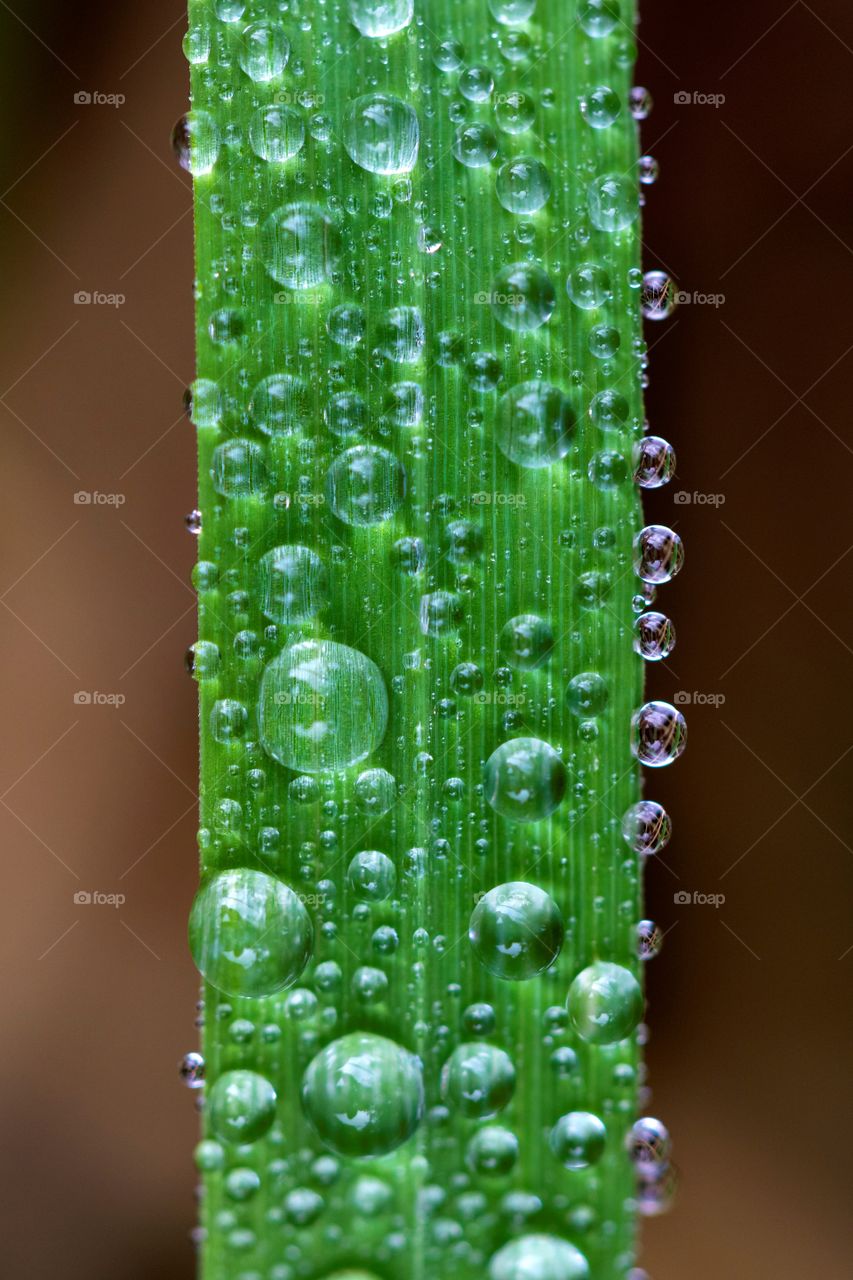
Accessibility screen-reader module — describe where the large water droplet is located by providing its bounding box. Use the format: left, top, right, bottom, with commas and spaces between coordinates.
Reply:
261, 202, 340, 289
489, 1235, 590, 1280
377, 306, 425, 362
484, 737, 566, 822
495, 381, 574, 467
549, 1111, 607, 1170
578, 0, 620, 37
250, 373, 307, 436
211, 439, 269, 498
259, 639, 388, 773
189, 868, 313, 997
349, 0, 413, 37
587, 173, 638, 232
172, 111, 220, 175
470, 881, 563, 979
326, 445, 406, 525
633, 524, 684, 583
249, 104, 305, 162
491, 262, 556, 330
343, 94, 419, 174
496, 156, 552, 214
238, 22, 290, 81
208, 1069, 277, 1143
567, 961, 643, 1044
301, 1032, 424, 1157
631, 700, 687, 767
257, 546, 329, 623
621, 799, 672, 855
441, 1042, 516, 1116
641, 270, 677, 320
633, 436, 675, 487
634, 611, 676, 660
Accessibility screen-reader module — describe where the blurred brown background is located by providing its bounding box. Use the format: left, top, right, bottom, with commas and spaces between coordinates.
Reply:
0, 2, 850, 1276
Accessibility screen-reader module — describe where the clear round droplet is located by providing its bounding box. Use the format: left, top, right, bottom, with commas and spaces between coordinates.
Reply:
489, 1235, 590, 1280
208, 1069, 277, 1143
343, 94, 419, 174
496, 156, 551, 214
441, 1042, 516, 1116
588, 173, 638, 232
621, 799, 672, 855
349, 0, 413, 37
258, 639, 389, 773
172, 110, 220, 176
261, 202, 340, 290
238, 22, 290, 81
631, 700, 687, 767
326, 445, 406, 525
484, 737, 567, 823
567, 961, 643, 1045
452, 123, 499, 168
495, 381, 574, 467
634, 611, 676, 660
641, 270, 677, 320
491, 262, 556, 331
257, 545, 328, 623
633, 436, 675, 487
469, 881, 563, 980
549, 1111, 607, 1170
634, 524, 684, 583
249, 104, 305, 162
567, 261, 612, 309
188, 868, 313, 998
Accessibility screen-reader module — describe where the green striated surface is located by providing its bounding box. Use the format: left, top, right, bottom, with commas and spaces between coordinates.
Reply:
184, 0, 654, 1276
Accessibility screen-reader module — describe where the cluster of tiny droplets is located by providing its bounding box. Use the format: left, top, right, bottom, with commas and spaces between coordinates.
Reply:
176, 1, 681, 1277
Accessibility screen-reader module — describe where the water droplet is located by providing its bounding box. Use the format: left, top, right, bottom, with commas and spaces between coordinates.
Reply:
495, 380, 574, 466
459, 65, 495, 103
249, 104, 305, 162
466, 1125, 518, 1175
588, 449, 627, 489
211, 439, 269, 498
641, 270, 677, 320
637, 919, 664, 960
495, 90, 536, 134
633, 436, 675, 487
259, 639, 389, 773
470, 881, 563, 979
348, 0, 413, 37
348, 850, 396, 902
208, 1069, 277, 1143
566, 671, 608, 717
257, 546, 328, 623
489, 0, 537, 23
326, 445, 406, 525
495, 156, 551, 214
581, 85, 621, 129
621, 800, 672, 855
343, 94, 419, 174
588, 324, 621, 359
638, 154, 659, 185
633, 525, 684, 583
377, 306, 425, 362
184, 378, 221, 429
634, 611, 676, 660
327, 303, 366, 347
467, 351, 504, 391
629, 86, 653, 119
172, 111, 220, 175
489, 1234, 590, 1280
631, 700, 687, 767
420, 589, 463, 637
567, 961, 643, 1044
301, 1032, 424, 1157
250, 373, 306, 436
182, 23, 211, 65
491, 262, 556, 331
189, 868, 313, 997
326, 390, 368, 437
238, 22, 290, 81
628, 1116, 672, 1170
452, 123, 499, 168
578, 0, 620, 37
441, 1043, 516, 1116
549, 1111, 607, 1170
587, 173, 637, 232
392, 535, 427, 573
567, 261, 612, 309
210, 698, 248, 743
186, 640, 220, 679
214, 0, 245, 21
261, 202, 340, 290
500, 614, 554, 668
484, 738, 566, 823
433, 39, 465, 72
589, 388, 630, 433
179, 1051, 205, 1088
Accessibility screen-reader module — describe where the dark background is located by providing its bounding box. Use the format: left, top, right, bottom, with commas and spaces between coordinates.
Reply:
0, 2, 850, 1276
